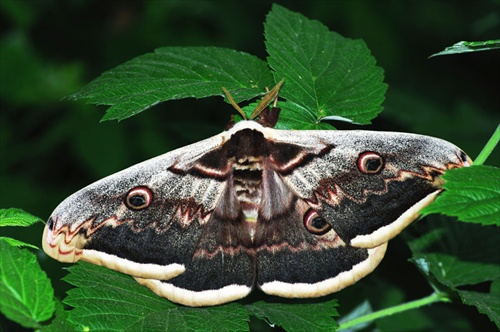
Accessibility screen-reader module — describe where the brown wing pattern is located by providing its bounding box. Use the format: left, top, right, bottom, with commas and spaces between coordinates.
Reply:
43, 121, 470, 306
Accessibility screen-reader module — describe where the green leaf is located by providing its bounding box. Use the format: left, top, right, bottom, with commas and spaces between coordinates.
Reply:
69, 46, 274, 121
459, 280, 500, 330
408, 220, 500, 328
421, 166, 500, 225
40, 300, 79, 332
0, 236, 38, 250
276, 101, 335, 130
0, 241, 55, 328
410, 221, 500, 288
430, 40, 500, 57
0, 208, 41, 249
63, 262, 249, 331
0, 207, 42, 227
413, 253, 499, 288
130, 304, 249, 332
246, 299, 338, 332
265, 4, 386, 127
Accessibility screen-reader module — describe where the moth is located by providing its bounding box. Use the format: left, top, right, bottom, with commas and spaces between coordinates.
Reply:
43, 82, 471, 307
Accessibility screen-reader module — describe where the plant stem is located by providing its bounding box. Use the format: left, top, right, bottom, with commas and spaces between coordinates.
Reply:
337, 292, 451, 331
473, 124, 500, 166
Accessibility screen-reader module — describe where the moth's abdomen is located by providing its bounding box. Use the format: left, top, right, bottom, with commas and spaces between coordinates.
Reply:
232, 157, 264, 223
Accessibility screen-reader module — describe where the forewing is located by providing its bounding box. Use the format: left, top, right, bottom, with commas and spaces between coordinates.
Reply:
42, 132, 255, 306
262, 128, 470, 248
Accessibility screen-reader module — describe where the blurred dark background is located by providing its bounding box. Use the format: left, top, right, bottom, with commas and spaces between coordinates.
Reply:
1, 1, 499, 331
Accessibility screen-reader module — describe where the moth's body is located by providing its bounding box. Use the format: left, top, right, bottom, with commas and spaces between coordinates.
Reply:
43, 120, 470, 306
233, 155, 262, 238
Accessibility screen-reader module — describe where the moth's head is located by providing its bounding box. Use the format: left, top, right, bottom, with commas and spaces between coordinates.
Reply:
224, 80, 284, 130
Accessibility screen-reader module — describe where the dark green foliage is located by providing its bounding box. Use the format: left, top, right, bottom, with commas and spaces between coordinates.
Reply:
422, 166, 500, 225
0, 241, 55, 328
430, 39, 500, 57
69, 5, 386, 128
409, 220, 500, 329
63, 263, 249, 332
1, 1, 499, 331
70, 47, 274, 121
